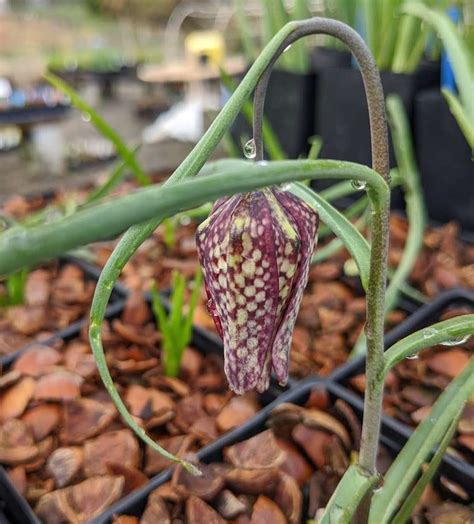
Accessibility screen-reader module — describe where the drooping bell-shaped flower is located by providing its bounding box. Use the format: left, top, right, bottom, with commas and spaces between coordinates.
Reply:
196, 188, 319, 394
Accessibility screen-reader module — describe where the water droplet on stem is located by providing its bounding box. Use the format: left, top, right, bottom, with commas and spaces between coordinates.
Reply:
351, 179, 367, 191
440, 335, 470, 346
243, 138, 256, 159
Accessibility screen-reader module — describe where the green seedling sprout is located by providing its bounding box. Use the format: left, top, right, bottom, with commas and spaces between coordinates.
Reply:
151, 269, 203, 377
0, 269, 28, 307
162, 217, 177, 251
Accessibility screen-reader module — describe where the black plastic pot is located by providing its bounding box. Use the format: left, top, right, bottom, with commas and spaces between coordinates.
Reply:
310, 47, 352, 71
0, 255, 127, 369
415, 89, 474, 232
331, 287, 474, 494
231, 68, 316, 159
314, 61, 439, 170
90, 378, 471, 523
0, 296, 285, 523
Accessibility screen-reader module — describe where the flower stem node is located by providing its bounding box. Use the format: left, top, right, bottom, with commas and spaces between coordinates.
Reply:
197, 188, 319, 394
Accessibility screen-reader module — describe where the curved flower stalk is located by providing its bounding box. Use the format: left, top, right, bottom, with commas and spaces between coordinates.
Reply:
196, 188, 319, 393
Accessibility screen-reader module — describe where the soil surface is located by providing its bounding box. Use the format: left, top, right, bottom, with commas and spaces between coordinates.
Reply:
349, 305, 474, 467
113, 385, 473, 523
1, 294, 263, 523
0, 262, 99, 356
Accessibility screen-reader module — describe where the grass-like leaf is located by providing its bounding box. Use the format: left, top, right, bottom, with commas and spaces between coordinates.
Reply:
0, 269, 28, 307
85, 145, 141, 205
390, 403, 464, 524
403, 2, 474, 146
384, 94, 426, 313
0, 159, 389, 275
350, 94, 426, 358
369, 355, 474, 523
44, 72, 151, 186
307, 135, 323, 160
289, 182, 371, 291
442, 87, 474, 148
383, 314, 474, 372
234, 0, 258, 62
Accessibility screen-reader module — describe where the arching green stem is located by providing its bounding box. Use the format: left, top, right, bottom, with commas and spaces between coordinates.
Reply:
252, 17, 390, 477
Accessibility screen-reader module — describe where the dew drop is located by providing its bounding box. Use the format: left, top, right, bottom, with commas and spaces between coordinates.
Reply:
243, 138, 256, 159
179, 215, 192, 226
283, 44, 292, 53
440, 334, 470, 346
257, 160, 268, 166
351, 179, 367, 191
81, 112, 91, 122
406, 354, 419, 360
422, 327, 437, 339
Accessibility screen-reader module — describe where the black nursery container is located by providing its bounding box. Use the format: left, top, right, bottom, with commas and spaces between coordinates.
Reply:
0, 296, 285, 523
90, 378, 471, 523
310, 47, 352, 71
231, 68, 316, 159
315, 61, 440, 170
331, 287, 474, 496
415, 89, 474, 232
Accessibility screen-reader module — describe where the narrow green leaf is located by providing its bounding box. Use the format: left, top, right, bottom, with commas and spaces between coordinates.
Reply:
442, 88, 474, 148
384, 95, 426, 314
390, 404, 465, 524
403, 3, 473, 126
383, 314, 474, 372
44, 73, 151, 186
369, 356, 474, 523
234, 0, 258, 62
85, 145, 140, 205
89, 314, 201, 475
350, 94, 427, 359
319, 464, 379, 524
318, 194, 369, 241
0, 159, 389, 275
307, 136, 323, 160
293, 0, 311, 21
289, 182, 371, 291
313, 210, 368, 264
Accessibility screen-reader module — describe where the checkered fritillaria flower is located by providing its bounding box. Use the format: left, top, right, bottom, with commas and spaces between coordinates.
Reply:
196, 188, 319, 394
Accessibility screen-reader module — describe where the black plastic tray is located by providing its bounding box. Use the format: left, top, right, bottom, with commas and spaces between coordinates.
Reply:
0, 296, 285, 524
0, 255, 127, 369
90, 378, 470, 523
331, 287, 474, 494
0, 104, 71, 126
0, 467, 40, 524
